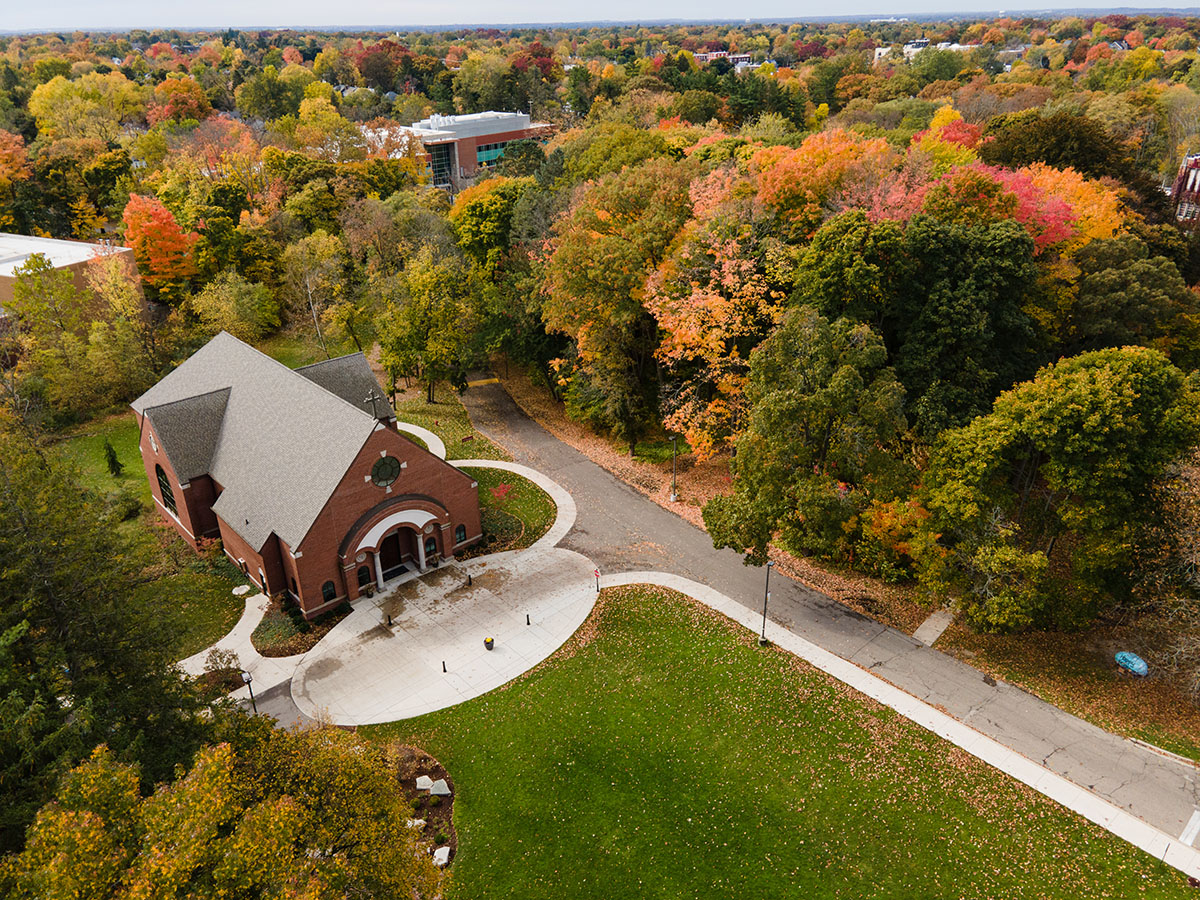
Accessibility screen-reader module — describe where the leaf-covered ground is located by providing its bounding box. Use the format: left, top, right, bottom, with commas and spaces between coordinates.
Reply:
366, 585, 1190, 900
939, 622, 1200, 762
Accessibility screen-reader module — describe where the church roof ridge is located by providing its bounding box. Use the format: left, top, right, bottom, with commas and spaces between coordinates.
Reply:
131, 332, 384, 552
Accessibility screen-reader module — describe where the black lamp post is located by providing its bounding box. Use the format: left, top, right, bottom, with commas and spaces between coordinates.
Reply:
669, 436, 678, 502
759, 560, 774, 646
241, 671, 257, 714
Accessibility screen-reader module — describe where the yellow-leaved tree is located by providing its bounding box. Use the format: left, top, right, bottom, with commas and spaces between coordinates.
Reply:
1, 726, 444, 899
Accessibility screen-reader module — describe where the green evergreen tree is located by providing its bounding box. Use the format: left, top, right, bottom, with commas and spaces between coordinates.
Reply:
102, 438, 123, 478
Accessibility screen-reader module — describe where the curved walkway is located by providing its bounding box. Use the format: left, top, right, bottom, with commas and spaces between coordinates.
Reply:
396, 422, 447, 460
289, 458, 589, 725
455, 457, 576, 550
177, 591, 305, 703
291, 548, 596, 724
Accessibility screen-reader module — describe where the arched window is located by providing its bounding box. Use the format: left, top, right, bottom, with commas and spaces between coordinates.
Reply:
455, 524, 467, 544
155, 464, 177, 516
357, 566, 372, 587
322, 581, 336, 603
424, 536, 437, 557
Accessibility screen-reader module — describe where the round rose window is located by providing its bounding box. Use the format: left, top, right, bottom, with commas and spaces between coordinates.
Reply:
371, 456, 401, 487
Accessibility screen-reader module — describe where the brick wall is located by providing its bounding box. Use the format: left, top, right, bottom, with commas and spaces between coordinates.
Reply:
136, 415, 207, 549
294, 425, 481, 615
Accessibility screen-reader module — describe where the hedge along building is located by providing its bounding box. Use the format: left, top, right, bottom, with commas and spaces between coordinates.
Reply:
131, 332, 482, 618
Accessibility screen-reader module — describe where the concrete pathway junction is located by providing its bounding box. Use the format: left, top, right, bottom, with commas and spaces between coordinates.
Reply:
178, 380, 1200, 882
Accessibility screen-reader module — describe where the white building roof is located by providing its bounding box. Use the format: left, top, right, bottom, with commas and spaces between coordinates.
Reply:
408, 111, 539, 142
0, 233, 130, 278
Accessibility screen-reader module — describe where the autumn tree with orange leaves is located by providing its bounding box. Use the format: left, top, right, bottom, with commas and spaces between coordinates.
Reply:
544, 157, 696, 454
147, 75, 213, 125
753, 128, 899, 239
122, 194, 199, 304
646, 166, 791, 458
0, 130, 31, 229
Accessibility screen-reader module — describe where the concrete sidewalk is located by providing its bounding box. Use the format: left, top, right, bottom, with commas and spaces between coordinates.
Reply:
291, 548, 597, 724
459, 376, 1200, 874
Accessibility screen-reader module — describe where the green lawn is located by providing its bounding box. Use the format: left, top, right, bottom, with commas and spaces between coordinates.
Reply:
256, 329, 364, 369
462, 466, 555, 554
394, 393, 509, 461
52, 413, 246, 661
367, 586, 1190, 900
52, 411, 150, 504
399, 431, 429, 452
132, 570, 246, 661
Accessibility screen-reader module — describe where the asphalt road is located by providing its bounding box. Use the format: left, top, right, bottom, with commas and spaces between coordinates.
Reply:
460, 376, 1200, 844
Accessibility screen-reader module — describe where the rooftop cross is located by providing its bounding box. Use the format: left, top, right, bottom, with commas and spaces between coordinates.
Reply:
364, 389, 385, 419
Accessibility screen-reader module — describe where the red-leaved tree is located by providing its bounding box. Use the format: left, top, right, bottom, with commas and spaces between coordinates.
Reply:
122, 194, 199, 304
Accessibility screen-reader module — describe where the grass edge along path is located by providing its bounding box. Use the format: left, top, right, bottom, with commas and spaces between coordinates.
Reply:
460, 465, 555, 556
394, 392, 509, 462
366, 585, 1190, 900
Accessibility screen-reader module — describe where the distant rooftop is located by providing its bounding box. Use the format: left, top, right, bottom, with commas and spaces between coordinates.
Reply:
408, 111, 544, 142
0, 233, 128, 278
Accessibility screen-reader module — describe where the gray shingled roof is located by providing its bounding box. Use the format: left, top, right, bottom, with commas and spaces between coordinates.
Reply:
295, 353, 395, 419
144, 388, 230, 482
131, 332, 383, 552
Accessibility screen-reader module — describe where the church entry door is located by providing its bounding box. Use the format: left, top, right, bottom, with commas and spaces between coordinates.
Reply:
378, 531, 408, 581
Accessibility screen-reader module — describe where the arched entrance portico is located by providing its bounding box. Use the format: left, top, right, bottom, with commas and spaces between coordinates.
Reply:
344, 504, 448, 592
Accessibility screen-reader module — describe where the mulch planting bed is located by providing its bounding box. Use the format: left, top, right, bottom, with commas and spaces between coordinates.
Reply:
391, 744, 457, 864
251, 595, 352, 657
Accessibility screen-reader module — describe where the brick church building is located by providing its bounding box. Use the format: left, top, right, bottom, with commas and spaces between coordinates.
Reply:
131, 332, 482, 618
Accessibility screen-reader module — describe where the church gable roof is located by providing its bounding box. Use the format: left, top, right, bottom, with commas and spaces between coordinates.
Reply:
131, 332, 382, 551
295, 353, 395, 419
144, 387, 230, 482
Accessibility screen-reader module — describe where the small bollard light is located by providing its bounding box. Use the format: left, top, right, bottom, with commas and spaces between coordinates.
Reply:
442, 660, 447, 673
467, 573, 472, 587
386, 614, 392, 627
526, 613, 530, 626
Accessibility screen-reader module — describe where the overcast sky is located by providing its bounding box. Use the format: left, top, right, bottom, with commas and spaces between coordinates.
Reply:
1, 0, 1186, 33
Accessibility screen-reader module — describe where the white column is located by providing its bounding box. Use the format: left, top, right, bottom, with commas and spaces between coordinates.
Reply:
416, 531, 426, 570
373, 551, 384, 589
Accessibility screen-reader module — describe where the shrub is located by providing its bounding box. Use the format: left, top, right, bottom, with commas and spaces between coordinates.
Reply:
107, 488, 143, 522
204, 646, 241, 674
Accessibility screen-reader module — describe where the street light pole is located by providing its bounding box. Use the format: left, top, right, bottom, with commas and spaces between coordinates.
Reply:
759, 561, 774, 646
241, 671, 257, 714
669, 436, 678, 502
